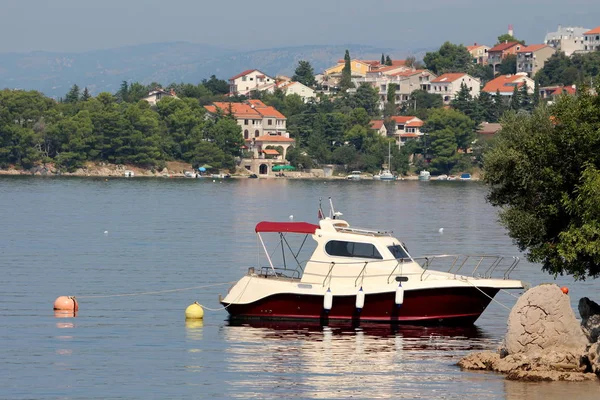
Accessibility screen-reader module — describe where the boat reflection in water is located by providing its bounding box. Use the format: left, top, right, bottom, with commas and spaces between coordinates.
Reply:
220, 319, 500, 399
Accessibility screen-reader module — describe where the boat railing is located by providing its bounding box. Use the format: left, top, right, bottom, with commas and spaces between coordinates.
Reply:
323, 262, 336, 287
259, 266, 302, 280
414, 254, 520, 281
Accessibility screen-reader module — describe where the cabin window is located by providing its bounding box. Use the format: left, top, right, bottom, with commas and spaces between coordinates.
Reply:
388, 245, 410, 260
325, 240, 382, 259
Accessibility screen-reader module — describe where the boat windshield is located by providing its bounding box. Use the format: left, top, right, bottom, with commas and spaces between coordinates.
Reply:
388, 244, 410, 260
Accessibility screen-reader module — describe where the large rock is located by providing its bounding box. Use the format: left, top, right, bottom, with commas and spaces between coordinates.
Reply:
458, 284, 598, 382
503, 284, 588, 357
579, 297, 600, 343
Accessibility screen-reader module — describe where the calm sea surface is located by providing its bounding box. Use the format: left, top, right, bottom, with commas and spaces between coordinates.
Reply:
1, 177, 599, 399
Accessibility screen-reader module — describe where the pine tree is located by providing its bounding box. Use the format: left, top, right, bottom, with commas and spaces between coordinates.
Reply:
65, 84, 80, 103
494, 89, 506, 121
533, 80, 540, 107
385, 55, 392, 66
510, 85, 521, 111
81, 87, 91, 101
292, 60, 316, 87
381, 53, 385, 65
477, 91, 495, 122
117, 81, 129, 103
519, 82, 532, 112
339, 50, 354, 91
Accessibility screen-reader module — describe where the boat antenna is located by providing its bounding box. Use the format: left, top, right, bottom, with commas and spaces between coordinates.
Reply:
318, 197, 325, 220
329, 197, 343, 219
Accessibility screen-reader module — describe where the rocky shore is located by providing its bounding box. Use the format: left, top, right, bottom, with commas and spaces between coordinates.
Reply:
458, 284, 600, 382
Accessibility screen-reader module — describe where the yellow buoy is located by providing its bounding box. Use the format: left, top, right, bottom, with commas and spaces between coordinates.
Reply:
185, 302, 204, 320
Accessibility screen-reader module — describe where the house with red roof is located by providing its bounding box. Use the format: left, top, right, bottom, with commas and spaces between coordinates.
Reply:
516, 44, 555, 77
539, 85, 577, 102
369, 116, 423, 147
391, 116, 424, 147
488, 42, 523, 74
583, 26, 600, 52
229, 69, 275, 96
466, 43, 490, 65
369, 120, 387, 136
204, 99, 293, 163
429, 73, 481, 104
482, 73, 535, 97
142, 88, 178, 106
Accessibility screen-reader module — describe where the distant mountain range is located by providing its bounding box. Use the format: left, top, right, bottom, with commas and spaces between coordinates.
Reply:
0, 42, 432, 98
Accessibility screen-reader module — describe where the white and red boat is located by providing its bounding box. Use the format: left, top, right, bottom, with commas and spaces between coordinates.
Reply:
221, 200, 524, 325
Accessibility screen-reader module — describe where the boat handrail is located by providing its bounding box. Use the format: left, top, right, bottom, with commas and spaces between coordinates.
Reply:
354, 261, 369, 287
413, 254, 520, 281
259, 266, 302, 280
323, 262, 336, 287
386, 260, 406, 284
334, 226, 393, 237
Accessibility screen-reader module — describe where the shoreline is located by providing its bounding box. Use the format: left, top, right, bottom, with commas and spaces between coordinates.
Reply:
0, 162, 481, 181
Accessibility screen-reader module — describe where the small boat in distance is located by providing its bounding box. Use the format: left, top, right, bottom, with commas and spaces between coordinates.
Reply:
418, 170, 430, 181
221, 199, 524, 325
347, 171, 362, 180
460, 173, 472, 181
437, 174, 448, 181
373, 142, 396, 181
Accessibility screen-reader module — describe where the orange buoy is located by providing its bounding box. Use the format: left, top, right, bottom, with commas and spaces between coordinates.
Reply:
54, 296, 79, 312
561, 286, 569, 295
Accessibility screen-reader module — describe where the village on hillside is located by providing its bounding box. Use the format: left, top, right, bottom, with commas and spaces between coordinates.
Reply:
2, 24, 600, 179
177, 23, 599, 177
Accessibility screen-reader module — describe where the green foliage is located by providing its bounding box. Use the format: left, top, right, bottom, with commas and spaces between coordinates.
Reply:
498, 54, 517, 75
535, 52, 600, 87
340, 50, 354, 91
0, 83, 240, 172
483, 85, 600, 279
496, 34, 525, 45
385, 55, 392, 66
202, 75, 230, 95
400, 90, 443, 119
510, 85, 520, 111
64, 85, 80, 104
292, 61, 316, 87
471, 64, 494, 84
451, 82, 483, 124
423, 42, 472, 75
424, 108, 476, 174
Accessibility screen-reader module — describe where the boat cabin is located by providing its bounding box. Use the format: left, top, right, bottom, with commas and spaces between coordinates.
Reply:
254, 218, 422, 288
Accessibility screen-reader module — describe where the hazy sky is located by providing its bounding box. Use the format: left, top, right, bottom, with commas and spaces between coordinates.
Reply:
2, 0, 599, 53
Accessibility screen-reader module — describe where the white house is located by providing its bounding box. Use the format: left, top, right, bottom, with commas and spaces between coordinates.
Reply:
482, 73, 535, 97
142, 88, 178, 105
429, 73, 481, 104
544, 25, 589, 56
278, 81, 316, 102
229, 69, 275, 96
583, 26, 600, 52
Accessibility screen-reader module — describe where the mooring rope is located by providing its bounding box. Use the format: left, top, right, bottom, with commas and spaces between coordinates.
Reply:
76, 281, 237, 299
461, 277, 513, 311
199, 276, 253, 311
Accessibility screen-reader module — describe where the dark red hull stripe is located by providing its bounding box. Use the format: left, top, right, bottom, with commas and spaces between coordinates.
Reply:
222, 287, 499, 324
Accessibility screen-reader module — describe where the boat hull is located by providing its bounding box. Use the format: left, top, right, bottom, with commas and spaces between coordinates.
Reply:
222, 286, 499, 325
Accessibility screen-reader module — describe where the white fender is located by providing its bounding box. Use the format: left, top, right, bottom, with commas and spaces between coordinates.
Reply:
323, 288, 333, 312
355, 287, 365, 311
395, 283, 404, 307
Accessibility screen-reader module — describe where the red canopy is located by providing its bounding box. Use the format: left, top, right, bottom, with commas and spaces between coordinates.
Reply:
255, 221, 319, 234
